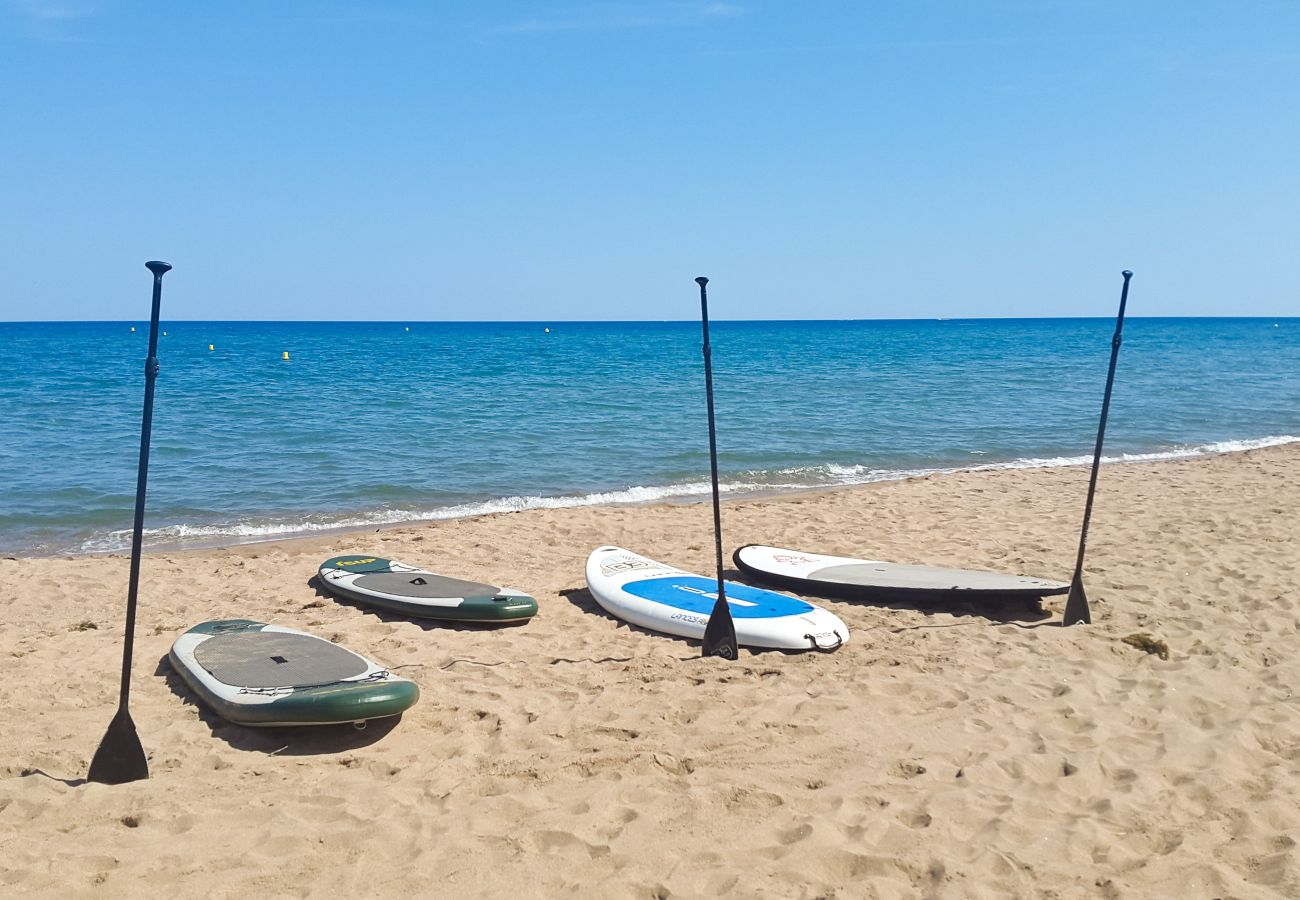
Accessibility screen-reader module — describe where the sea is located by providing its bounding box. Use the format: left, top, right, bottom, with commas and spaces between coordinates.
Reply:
2, 318, 1297, 556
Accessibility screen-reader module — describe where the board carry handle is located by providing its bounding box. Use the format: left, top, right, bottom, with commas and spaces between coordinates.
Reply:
805, 631, 845, 652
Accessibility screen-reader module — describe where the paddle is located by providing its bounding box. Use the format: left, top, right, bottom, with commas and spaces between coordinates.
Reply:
1063, 270, 1132, 627
88, 260, 172, 785
696, 277, 739, 660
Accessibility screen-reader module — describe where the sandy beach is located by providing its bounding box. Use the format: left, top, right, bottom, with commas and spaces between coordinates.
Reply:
1, 444, 1297, 899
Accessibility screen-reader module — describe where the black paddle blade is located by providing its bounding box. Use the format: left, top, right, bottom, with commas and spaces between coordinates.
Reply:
87, 707, 149, 785
1062, 574, 1091, 627
702, 594, 739, 659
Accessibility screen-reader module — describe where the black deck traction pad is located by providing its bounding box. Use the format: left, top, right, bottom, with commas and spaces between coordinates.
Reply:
353, 572, 500, 599
193, 632, 369, 688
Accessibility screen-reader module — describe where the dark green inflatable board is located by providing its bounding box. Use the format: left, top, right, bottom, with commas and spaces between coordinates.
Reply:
318, 555, 538, 623
169, 619, 419, 726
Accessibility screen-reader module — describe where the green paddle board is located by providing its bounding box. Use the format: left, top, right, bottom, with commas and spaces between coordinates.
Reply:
318, 555, 538, 623
169, 619, 419, 727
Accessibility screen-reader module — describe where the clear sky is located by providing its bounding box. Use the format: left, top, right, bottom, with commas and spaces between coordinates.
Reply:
1, 1, 1297, 321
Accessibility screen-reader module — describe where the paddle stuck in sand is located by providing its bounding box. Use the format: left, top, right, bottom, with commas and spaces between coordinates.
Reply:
87, 260, 172, 785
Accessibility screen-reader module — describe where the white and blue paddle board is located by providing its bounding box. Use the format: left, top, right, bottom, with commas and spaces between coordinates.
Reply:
585, 546, 849, 651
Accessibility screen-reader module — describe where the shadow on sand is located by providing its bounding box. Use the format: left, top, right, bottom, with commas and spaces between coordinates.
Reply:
834, 590, 1052, 626
18, 769, 86, 787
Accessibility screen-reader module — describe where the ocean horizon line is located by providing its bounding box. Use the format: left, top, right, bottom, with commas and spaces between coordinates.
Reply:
4, 315, 1299, 326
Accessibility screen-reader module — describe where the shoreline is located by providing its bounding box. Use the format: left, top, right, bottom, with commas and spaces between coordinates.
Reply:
23, 433, 1300, 561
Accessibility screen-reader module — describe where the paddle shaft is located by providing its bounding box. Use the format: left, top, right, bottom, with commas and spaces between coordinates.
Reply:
115, 262, 169, 708
700, 282, 726, 593
696, 277, 738, 659
1064, 270, 1131, 625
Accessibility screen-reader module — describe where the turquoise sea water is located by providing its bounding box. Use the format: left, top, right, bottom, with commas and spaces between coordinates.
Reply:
2, 318, 1297, 555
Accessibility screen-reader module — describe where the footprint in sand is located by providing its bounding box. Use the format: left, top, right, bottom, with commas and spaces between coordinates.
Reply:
898, 809, 933, 829
532, 829, 610, 858
778, 822, 814, 845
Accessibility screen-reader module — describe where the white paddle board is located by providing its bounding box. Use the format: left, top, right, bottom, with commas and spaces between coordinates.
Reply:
735, 544, 1069, 602
585, 546, 848, 651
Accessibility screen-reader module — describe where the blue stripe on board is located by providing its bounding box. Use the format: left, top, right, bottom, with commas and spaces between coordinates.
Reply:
623, 577, 814, 618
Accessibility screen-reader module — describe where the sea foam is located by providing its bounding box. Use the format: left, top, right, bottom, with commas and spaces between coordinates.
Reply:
74, 433, 1300, 554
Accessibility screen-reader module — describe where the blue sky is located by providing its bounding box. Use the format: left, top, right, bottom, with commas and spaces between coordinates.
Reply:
1, 1, 1296, 320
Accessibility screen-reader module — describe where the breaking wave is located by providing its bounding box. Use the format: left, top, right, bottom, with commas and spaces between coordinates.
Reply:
72, 434, 1300, 554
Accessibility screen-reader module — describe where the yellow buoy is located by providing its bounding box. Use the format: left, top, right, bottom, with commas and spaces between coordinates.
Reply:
130, 326, 136, 332
544, 327, 551, 334
209, 344, 215, 351
282, 351, 290, 361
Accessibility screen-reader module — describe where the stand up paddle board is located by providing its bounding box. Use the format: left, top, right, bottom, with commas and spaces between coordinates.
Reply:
734, 545, 1069, 602
169, 619, 418, 727
585, 546, 848, 651
319, 555, 537, 623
